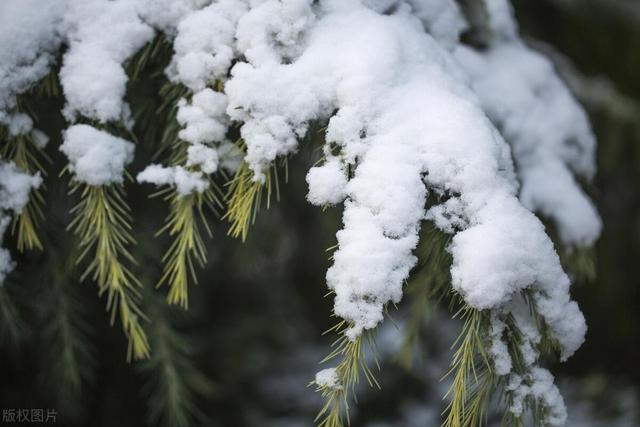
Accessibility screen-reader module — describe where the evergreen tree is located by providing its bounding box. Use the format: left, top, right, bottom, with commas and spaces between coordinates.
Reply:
0, 1, 638, 426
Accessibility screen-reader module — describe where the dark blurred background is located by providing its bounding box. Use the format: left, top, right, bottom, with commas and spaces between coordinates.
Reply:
0, 0, 638, 426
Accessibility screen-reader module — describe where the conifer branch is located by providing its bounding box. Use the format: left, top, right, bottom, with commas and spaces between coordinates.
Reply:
152, 130, 221, 309
224, 151, 283, 242
313, 320, 380, 427
397, 224, 452, 369
442, 303, 495, 427
139, 290, 215, 427
67, 182, 149, 360
156, 187, 217, 309
0, 284, 27, 349
40, 249, 95, 403
1, 129, 47, 251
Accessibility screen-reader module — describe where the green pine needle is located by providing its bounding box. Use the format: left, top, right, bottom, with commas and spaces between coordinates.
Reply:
313, 321, 380, 427
1, 130, 47, 251
223, 157, 282, 242
442, 304, 495, 427
40, 250, 96, 401
397, 224, 452, 369
156, 188, 216, 310
68, 182, 150, 361
139, 290, 215, 427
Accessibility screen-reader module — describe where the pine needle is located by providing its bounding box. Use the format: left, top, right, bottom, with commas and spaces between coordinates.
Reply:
396, 224, 452, 369
442, 304, 495, 427
223, 159, 280, 242
1, 130, 47, 251
156, 189, 215, 310
313, 321, 380, 427
40, 249, 96, 401
138, 290, 215, 427
68, 183, 150, 361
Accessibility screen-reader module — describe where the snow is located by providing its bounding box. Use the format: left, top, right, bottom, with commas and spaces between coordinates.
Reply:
314, 368, 341, 390
167, 0, 247, 91
0, 113, 33, 136
225, 0, 585, 354
32, 130, 50, 149
506, 368, 567, 426
0, 162, 42, 285
187, 144, 219, 174
177, 89, 228, 145
406, 0, 467, 49
306, 157, 348, 206
60, 0, 154, 123
0, 0, 600, 419
142, 1, 247, 196
488, 313, 512, 376
0, 0, 64, 113
137, 165, 209, 196
137, 0, 208, 35
0, 162, 42, 215
235, 0, 315, 67
60, 125, 135, 186
455, 0, 601, 247
484, 0, 518, 40
0, 217, 13, 286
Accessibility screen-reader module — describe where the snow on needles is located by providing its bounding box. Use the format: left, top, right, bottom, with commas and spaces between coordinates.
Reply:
455, 0, 602, 247
0, 162, 42, 285
137, 1, 242, 194
0, 0, 600, 418
60, 0, 154, 123
0, 0, 64, 127
61, 125, 134, 186
226, 0, 586, 355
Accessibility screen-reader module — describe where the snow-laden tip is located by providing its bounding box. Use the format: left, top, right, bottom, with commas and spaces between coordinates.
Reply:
61, 125, 134, 186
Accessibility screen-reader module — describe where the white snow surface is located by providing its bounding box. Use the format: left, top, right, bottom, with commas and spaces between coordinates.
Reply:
225, 0, 586, 357
167, 0, 248, 91
177, 89, 229, 145
137, 0, 209, 35
137, 165, 209, 195
306, 157, 348, 206
455, 0, 601, 247
406, 0, 467, 49
0, 217, 13, 286
0, 162, 42, 215
0, 0, 64, 114
0, 2, 598, 414
61, 124, 135, 185
60, 0, 155, 123
315, 368, 341, 390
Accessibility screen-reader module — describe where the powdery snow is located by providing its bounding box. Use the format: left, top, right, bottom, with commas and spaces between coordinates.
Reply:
60, 0, 154, 123
315, 368, 342, 390
61, 124, 135, 186
306, 157, 348, 206
0, 218, 13, 286
0, 0, 601, 420
225, 1, 586, 356
0, 0, 64, 113
0, 162, 42, 284
406, 0, 467, 49
166, 0, 248, 92
177, 89, 229, 145
137, 165, 209, 196
0, 162, 42, 215
455, 0, 601, 247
